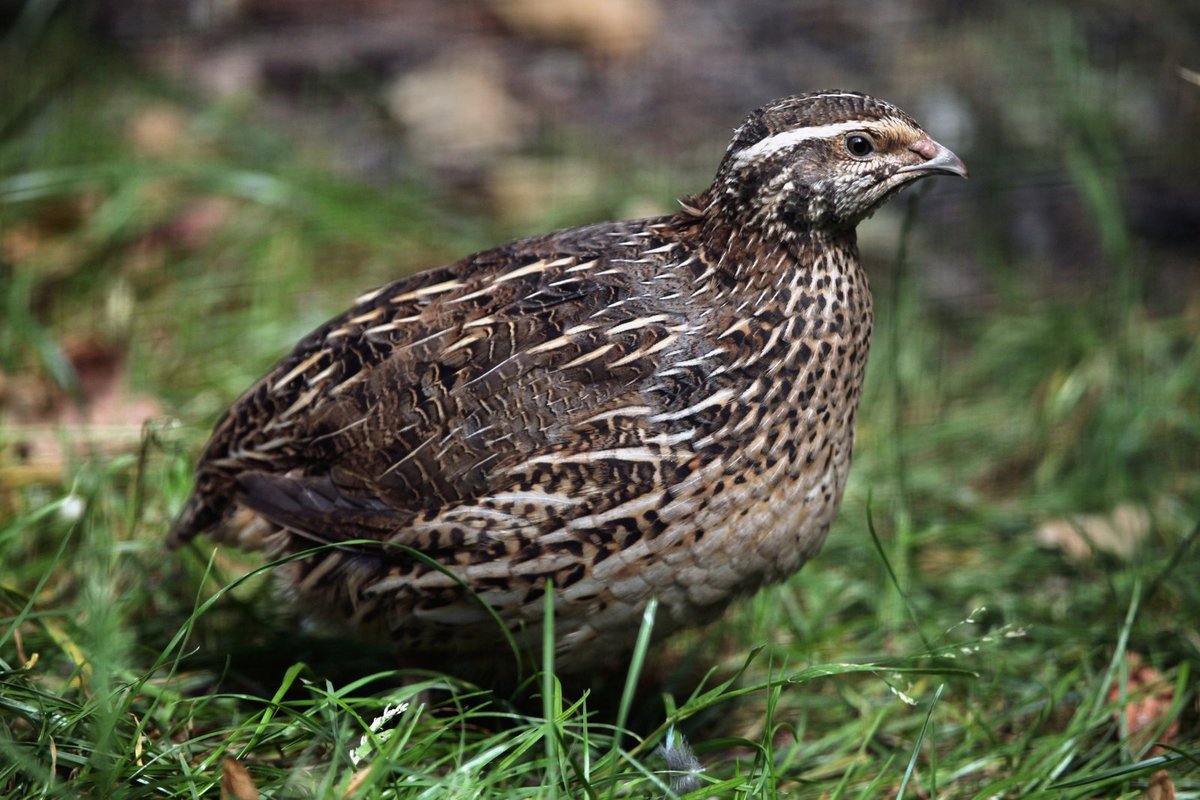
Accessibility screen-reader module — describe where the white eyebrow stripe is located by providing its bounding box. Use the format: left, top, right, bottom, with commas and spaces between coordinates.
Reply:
808, 92, 872, 103
731, 119, 893, 168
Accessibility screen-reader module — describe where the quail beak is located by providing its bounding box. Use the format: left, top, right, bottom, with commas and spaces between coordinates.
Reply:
896, 137, 968, 179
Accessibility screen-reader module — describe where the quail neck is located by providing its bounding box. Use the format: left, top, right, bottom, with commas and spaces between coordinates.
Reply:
168, 91, 966, 676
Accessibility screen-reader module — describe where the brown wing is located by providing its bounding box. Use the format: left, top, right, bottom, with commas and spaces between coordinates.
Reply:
167, 218, 700, 547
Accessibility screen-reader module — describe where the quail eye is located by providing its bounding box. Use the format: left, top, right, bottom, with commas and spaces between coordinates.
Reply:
844, 133, 875, 159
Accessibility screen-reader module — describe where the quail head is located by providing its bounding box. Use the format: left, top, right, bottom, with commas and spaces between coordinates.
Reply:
169, 91, 967, 676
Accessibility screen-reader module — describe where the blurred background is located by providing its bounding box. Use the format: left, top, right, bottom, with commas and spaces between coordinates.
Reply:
2, 0, 1199, 792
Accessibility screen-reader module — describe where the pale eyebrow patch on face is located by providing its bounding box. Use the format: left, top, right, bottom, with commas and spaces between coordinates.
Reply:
731, 115, 916, 169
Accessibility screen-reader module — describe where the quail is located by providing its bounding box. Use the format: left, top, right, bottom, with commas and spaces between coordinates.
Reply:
169, 91, 967, 675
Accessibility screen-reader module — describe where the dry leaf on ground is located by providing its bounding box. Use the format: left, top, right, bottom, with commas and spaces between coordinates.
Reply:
1109, 653, 1179, 756
385, 49, 525, 168
1143, 769, 1176, 800
487, 0, 661, 58
1035, 504, 1150, 561
127, 104, 188, 158
1, 336, 163, 486
221, 758, 259, 800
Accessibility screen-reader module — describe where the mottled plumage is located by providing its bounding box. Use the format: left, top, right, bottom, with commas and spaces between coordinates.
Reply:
169, 91, 966, 674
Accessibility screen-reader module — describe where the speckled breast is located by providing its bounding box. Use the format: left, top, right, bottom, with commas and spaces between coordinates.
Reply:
358, 237, 876, 671
551, 243, 875, 664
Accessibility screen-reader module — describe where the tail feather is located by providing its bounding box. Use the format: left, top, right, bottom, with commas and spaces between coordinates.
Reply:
166, 492, 220, 549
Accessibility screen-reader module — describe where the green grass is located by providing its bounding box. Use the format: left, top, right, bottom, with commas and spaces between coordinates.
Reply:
2, 9, 1199, 798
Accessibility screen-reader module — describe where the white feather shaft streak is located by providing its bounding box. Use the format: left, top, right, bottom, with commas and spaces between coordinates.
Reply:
488, 491, 580, 507
441, 333, 482, 356
527, 335, 574, 354
646, 428, 696, 447
648, 387, 736, 422
642, 242, 680, 254
491, 260, 551, 284
354, 285, 387, 304
363, 320, 409, 336
561, 490, 665, 531
580, 405, 654, 424
607, 315, 670, 335
463, 315, 497, 328
671, 347, 726, 368
607, 333, 680, 367
520, 448, 669, 466
563, 323, 598, 336
349, 307, 384, 325
279, 385, 322, 419
558, 343, 616, 370
718, 318, 752, 339
448, 286, 494, 304
272, 351, 326, 392
389, 279, 466, 303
